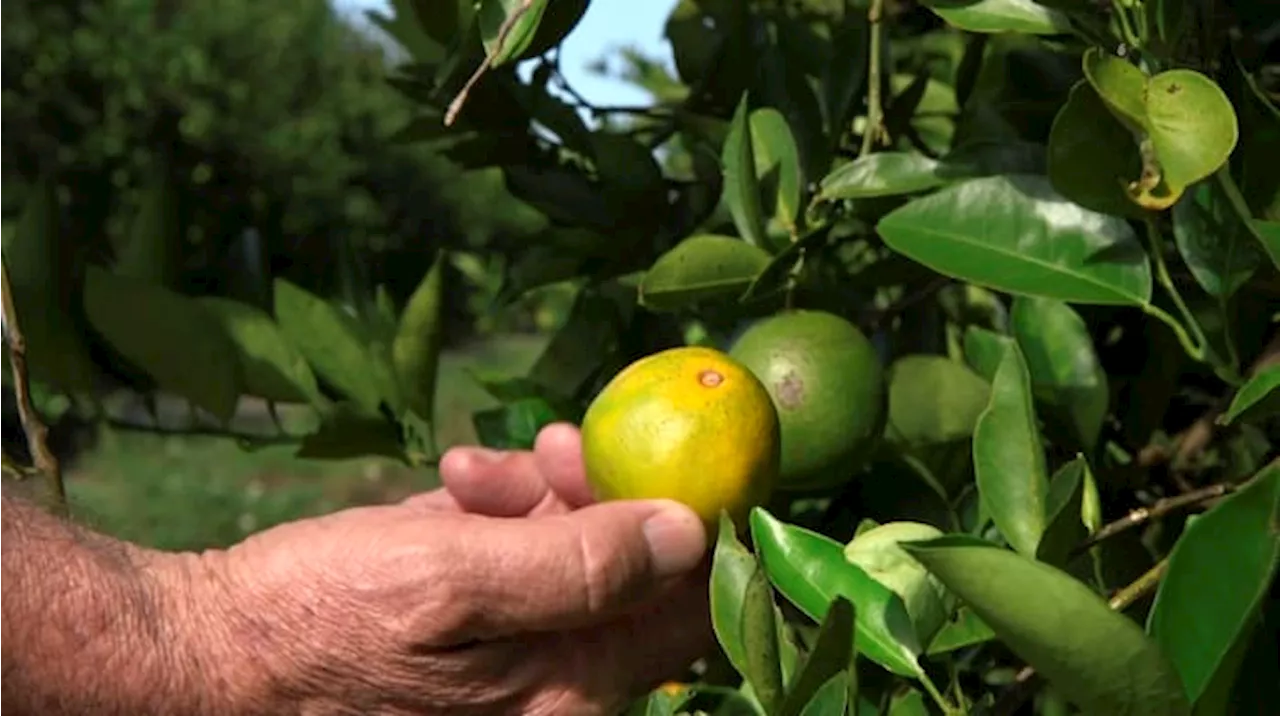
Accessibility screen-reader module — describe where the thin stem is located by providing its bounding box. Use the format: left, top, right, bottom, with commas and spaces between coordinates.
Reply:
1, 259, 68, 516
859, 0, 887, 157
445, 0, 536, 126
1108, 558, 1169, 611
1143, 220, 1207, 361
1072, 483, 1235, 556
919, 670, 964, 716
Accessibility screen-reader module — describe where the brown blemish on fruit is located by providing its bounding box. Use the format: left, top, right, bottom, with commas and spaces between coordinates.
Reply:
699, 369, 724, 388
777, 370, 805, 409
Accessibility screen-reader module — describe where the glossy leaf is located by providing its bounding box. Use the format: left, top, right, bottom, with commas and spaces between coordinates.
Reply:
876, 175, 1153, 306
749, 507, 924, 678
1218, 365, 1280, 426
1148, 463, 1280, 707
925, 607, 996, 655
197, 297, 321, 405
844, 522, 951, 646
796, 671, 851, 716
750, 108, 803, 233
1171, 180, 1262, 299
392, 251, 446, 422
1035, 457, 1089, 567
710, 513, 759, 681
1047, 81, 1147, 219
478, 0, 551, 67
1011, 296, 1109, 452
885, 355, 991, 447
1082, 48, 1149, 133
722, 94, 769, 248
780, 597, 856, 716
741, 567, 784, 715
638, 235, 772, 311
84, 267, 241, 421
818, 153, 943, 201
1146, 70, 1239, 194
274, 278, 384, 415
886, 690, 929, 716
920, 0, 1070, 35
972, 339, 1049, 557
961, 325, 1010, 383
903, 536, 1192, 715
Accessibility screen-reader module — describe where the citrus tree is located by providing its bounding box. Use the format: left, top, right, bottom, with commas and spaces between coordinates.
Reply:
3, 0, 1279, 714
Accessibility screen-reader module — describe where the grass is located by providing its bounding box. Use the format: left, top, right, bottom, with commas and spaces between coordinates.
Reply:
61, 333, 548, 552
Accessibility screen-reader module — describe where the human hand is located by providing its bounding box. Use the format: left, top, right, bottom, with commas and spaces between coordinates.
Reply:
173, 423, 713, 716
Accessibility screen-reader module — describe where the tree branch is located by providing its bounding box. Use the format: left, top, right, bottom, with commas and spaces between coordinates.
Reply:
1070, 482, 1236, 557
1, 260, 68, 516
859, 0, 889, 156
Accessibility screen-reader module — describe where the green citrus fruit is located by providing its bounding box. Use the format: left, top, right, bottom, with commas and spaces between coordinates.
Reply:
728, 310, 886, 490
580, 346, 780, 530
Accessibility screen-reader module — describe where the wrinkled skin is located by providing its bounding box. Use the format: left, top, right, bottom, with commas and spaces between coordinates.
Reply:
188, 422, 714, 715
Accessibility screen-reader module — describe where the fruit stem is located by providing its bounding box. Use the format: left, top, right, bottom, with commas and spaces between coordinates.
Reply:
919, 670, 965, 716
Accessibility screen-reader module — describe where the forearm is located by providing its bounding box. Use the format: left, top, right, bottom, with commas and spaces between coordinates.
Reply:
1, 492, 228, 715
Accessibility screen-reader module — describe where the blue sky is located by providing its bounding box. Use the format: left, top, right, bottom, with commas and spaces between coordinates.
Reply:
333, 0, 678, 109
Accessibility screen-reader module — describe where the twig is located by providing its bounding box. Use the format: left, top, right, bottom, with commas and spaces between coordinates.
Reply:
445, 0, 537, 126
101, 417, 303, 448
988, 558, 1171, 716
1, 260, 68, 516
859, 0, 888, 156
1070, 483, 1235, 557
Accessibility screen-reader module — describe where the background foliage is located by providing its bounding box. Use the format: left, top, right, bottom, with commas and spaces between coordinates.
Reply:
3, 0, 1280, 714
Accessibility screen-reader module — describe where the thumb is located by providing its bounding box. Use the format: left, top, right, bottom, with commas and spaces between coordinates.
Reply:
442, 499, 707, 640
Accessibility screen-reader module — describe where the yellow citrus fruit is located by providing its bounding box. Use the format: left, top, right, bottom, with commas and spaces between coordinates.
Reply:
580, 346, 780, 530
729, 310, 887, 491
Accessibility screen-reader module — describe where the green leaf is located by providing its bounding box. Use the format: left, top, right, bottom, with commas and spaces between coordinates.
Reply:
1082, 48, 1149, 133
297, 402, 405, 462
1219, 365, 1280, 426
478, 0, 551, 67
876, 174, 1152, 306
197, 297, 322, 405
818, 153, 944, 201
710, 513, 761, 682
1248, 219, 1280, 271
780, 597, 856, 716
886, 689, 929, 716
925, 607, 996, 655
972, 340, 1049, 557
1148, 463, 1280, 707
903, 536, 1192, 715
639, 235, 772, 311
274, 279, 385, 415
920, 0, 1071, 35
392, 251, 447, 422
1010, 296, 1109, 452
722, 94, 770, 249
471, 396, 568, 450
1146, 70, 1239, 194
821, 11, 868, 141
1171, 180, 1262, 299
1035, 457, 1089, 567
749, 507, 924, 679
741, 566, 785, 715
114, 157, 180, 288
1, 175, 99, 392
796, 671, 852, 716
961, 325, 1008, 383
750, 108, 803, 235
1047, 81, 1147, 219
885, 355, 991, 448
83, 267, 241, 422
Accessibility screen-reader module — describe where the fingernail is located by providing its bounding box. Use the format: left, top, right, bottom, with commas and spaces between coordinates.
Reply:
643, 503, 708, 578
470, 447, 507, 464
